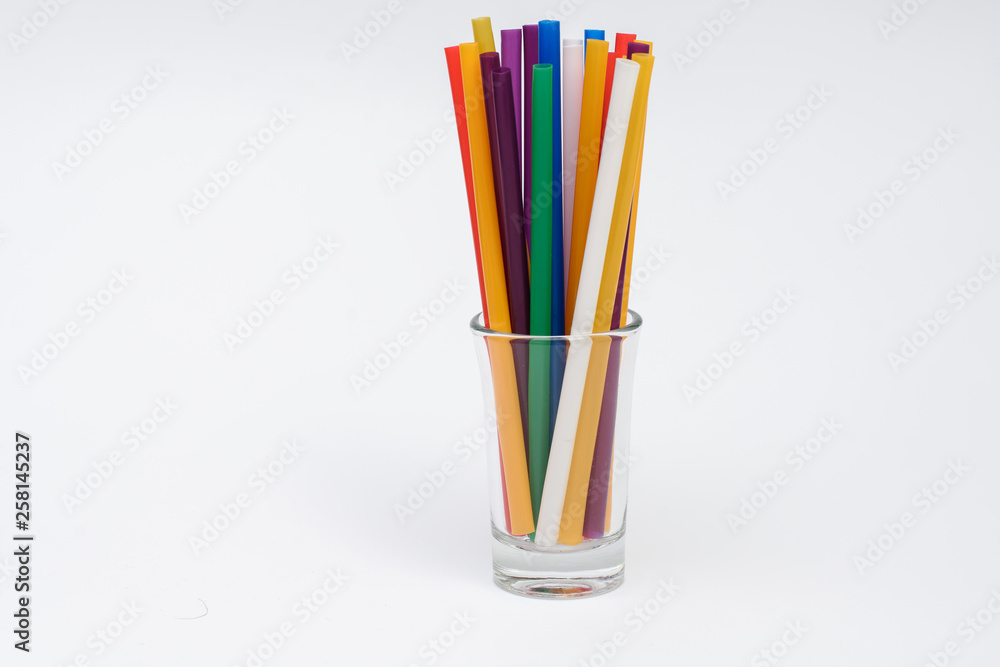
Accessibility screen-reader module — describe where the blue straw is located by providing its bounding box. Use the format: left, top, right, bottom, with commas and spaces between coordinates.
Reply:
583, 29, 605, 61
538, 20, 564, 337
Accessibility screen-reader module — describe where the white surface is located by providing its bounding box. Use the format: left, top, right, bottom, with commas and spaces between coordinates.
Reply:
1, 0, 999, 665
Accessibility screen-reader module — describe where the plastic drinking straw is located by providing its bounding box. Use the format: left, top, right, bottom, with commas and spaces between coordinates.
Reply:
500, 30, 522, 155
562, 39, 584, 293
611, 43, 651, 327
460, 43, 510, 333
448, 45, 512, 532
539, 22, 566, 484
527, 63, 554, 524
557, 335, 610, 545
594, 53, 653, 331
565, 38, 609, 331
594, 54, 654, 332
444, 46, 488, 325
555, 55, 653, 543
492, 68, 530, 336
626, 40, 650, 60
618, 41, 652, 328
594, 41, 653, 537
486, 336, 534, 535
522, 25, 538, 256
480, 52, 505, 272
460, 42, 534, 535
601, 33, 636, 149
534, 58, 640, 547
538, 20, 564, 336
472, 17, 496, 53
582, 336, 620, 538
492, 66, 533, 464
583, 29, 605, 60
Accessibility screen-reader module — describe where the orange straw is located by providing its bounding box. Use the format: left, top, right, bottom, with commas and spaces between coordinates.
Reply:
460, 42, 533, 535
444, 46, 488, 325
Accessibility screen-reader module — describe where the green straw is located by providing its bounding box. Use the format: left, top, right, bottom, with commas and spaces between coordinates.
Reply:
528, 63, 553, 523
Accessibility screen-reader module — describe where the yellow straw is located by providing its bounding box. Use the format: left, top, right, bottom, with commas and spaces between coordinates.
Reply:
594, 54, 654, 333
460, 42, 511, 333
606, 42, 652, 532
619, 41, 652, 327
471, 17, 496, 53
557, 336, 611, 545
557, 54, 653, 541
485, 338, 535, 535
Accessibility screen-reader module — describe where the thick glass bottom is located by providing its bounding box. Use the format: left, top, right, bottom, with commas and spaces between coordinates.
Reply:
491, 525, 626, 599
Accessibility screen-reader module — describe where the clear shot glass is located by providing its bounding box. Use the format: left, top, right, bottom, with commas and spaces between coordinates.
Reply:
469, 310, 643, 599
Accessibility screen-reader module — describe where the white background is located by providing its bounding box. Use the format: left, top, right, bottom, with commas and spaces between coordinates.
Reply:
2, 0, 999, 665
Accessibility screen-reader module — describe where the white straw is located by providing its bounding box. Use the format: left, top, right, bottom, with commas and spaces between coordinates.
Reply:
562, 39, 584, 292
534, 58, 640, 546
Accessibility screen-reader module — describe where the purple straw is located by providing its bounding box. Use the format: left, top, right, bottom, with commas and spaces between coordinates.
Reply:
583, 42, 651, 540
582, 336, 622, 539
500, 29, 522, 157
480, 52, 506, 271
626, 40, 650, 60
491, 67, 529, 336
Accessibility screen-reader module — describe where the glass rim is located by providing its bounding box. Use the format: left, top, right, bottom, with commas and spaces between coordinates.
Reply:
469, 309, 643, 341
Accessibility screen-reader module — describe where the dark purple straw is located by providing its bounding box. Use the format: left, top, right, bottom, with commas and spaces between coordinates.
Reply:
522, 24, 538, 255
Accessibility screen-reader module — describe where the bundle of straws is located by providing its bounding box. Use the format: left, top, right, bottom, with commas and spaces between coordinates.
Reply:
446, 17, 653, 546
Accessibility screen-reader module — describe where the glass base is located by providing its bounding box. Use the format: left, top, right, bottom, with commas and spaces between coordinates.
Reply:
491, 525, 625, 599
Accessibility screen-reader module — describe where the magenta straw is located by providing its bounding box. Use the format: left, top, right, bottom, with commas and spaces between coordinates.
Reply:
522, 24, 538, 254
